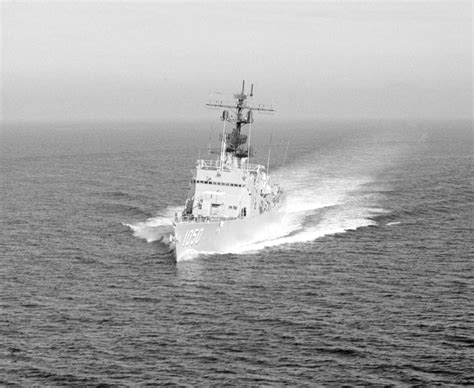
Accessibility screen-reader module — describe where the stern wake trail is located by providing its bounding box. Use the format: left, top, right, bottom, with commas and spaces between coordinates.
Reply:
230, 132, 407, 253
229, 174, 383, 254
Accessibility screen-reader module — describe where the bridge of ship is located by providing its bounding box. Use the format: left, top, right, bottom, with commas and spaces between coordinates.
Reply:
182, 159, 266, 220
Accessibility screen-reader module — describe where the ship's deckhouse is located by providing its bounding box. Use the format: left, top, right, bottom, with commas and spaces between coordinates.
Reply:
184, 156, 268, 220
177, 80, 282, 224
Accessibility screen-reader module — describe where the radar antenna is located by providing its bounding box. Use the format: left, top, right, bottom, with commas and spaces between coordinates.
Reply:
206, 81, 275, 159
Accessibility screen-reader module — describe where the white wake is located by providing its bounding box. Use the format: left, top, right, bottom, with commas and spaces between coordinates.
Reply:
122, 206, 180, 244
125, 131, 405, 258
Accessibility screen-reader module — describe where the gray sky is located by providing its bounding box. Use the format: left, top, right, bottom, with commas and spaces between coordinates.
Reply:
1, 1, 472, 121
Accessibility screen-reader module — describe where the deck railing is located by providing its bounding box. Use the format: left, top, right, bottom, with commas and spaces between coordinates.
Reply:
197, 159, 261, 172
176, 213, 238, 223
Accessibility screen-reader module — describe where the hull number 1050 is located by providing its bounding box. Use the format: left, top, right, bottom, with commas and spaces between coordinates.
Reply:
182, 228, 204, 246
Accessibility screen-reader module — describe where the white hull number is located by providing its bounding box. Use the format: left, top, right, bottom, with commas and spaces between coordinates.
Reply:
182, 228, 204, 247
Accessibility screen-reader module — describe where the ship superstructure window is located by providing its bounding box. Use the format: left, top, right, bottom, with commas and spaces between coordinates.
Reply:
192, 179, 243, 187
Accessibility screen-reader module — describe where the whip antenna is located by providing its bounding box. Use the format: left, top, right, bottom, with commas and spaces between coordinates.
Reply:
266, 131, 273, 173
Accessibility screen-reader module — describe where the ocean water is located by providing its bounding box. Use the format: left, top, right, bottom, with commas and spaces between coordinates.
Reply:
1, 119, 472, 385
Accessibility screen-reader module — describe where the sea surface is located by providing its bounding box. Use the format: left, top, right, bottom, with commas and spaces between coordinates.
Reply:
1, 119, 472, 385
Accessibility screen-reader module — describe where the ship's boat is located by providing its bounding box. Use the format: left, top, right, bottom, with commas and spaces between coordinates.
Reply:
171, 81, 284, 260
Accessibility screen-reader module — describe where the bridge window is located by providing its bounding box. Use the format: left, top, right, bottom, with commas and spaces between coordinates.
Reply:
193, 180, 244, 187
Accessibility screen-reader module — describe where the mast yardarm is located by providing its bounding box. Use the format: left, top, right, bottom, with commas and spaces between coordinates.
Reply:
206, 81, 274, 158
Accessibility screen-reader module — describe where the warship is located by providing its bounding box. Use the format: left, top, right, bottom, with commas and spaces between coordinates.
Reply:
171, 81, 285, 260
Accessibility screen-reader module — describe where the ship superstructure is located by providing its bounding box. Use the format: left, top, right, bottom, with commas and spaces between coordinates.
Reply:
172, 81, 284, 260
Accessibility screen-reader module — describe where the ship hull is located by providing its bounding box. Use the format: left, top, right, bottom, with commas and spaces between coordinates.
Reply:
173, 206, 285, 261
